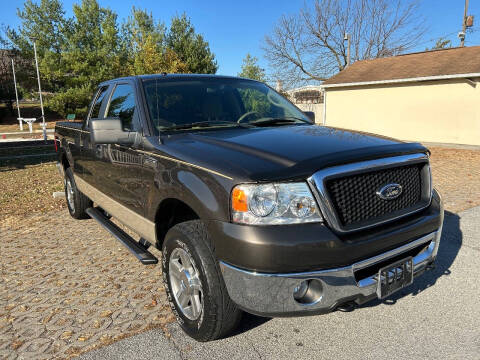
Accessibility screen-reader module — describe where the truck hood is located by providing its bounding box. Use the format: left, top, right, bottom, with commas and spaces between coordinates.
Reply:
154, 125, 428, 182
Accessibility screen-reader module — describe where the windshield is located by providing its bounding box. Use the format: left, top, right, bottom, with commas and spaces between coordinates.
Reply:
142, 77, 310, 132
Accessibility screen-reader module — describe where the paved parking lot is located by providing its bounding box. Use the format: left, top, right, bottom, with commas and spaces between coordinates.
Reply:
80, 206, 480, 360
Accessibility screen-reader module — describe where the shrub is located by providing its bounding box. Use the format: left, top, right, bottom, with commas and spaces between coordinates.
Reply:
46, 86, 93, 119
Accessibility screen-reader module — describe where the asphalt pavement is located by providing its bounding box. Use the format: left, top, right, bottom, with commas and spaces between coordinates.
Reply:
79, 206, 480, 360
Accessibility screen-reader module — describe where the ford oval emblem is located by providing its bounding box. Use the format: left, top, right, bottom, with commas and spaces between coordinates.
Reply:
376, 183, 403, 200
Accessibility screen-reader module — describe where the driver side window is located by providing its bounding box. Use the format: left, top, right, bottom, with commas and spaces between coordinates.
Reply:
106, 84, 136, 131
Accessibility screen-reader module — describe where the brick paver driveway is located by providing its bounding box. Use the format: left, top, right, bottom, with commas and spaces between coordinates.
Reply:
429, 147, 480, 213
1, 146, 479, 359
0, 213, 174, 359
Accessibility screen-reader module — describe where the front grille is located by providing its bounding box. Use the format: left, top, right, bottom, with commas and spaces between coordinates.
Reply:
325, 163, 424, 227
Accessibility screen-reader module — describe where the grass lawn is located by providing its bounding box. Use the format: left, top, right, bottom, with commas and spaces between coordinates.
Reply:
0, 161, 66, 224
0, 102, 65, 133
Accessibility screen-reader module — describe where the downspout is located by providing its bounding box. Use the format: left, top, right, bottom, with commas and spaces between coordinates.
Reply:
322, 90, 327, 126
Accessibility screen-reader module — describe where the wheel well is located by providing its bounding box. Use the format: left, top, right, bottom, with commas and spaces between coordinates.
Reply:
61, 152, 70, 170
155, 199, 199, 248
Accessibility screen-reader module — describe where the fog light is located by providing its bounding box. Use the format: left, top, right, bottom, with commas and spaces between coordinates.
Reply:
293, 281, 309, 300
292, 279, 323, 305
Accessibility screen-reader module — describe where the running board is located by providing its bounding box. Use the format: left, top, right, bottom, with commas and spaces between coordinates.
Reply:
86, 207, 158, 265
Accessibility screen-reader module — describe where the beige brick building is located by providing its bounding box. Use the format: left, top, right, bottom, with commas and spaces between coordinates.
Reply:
321, 46, 480, 146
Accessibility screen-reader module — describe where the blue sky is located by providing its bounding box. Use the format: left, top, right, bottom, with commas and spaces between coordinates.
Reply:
1, 0, 479, 77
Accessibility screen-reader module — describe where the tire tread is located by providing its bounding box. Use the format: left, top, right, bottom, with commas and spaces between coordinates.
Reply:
164, 220, 242, 341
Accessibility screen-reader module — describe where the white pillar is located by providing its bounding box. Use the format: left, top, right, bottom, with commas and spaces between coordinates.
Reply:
33, 41, 46, 141
11, 59, 23, 131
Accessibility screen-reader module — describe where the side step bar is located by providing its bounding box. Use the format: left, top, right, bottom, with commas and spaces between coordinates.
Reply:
86, 207, 158, 265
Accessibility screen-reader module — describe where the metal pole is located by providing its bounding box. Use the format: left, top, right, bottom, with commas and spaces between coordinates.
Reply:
11, 59, 23, 131
460, 0, 469, 47
344, 33, 351, 67
33, 41, 47, 141
347, 35, 351, 67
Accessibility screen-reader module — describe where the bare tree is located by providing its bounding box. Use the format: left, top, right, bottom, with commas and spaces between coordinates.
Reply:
263, 0, 426, 87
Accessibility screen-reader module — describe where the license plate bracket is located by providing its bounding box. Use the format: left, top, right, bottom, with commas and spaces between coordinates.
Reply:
376, 256, 413, 299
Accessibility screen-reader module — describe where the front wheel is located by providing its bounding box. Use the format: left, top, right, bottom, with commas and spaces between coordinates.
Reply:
162, 220, 242, 341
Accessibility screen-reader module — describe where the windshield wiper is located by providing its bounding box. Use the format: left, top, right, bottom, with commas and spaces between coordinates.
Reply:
163, 120, 251, 131
249, 117, 310, 126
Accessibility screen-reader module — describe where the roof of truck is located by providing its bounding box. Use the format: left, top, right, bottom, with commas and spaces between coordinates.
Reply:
100, 74, 256, 85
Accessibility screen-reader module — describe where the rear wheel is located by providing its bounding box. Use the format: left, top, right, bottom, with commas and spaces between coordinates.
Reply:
162, 220, 242, 341
65, 167, 92, 219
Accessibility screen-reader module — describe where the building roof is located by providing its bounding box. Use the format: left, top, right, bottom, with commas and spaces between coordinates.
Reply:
322, 46, 480, 88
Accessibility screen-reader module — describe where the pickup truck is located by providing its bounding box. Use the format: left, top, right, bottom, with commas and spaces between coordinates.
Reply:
55, 74, 443, 341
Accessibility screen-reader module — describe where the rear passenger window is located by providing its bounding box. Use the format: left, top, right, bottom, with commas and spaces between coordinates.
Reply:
90, 86, 109, 119
106, 84, 136, 131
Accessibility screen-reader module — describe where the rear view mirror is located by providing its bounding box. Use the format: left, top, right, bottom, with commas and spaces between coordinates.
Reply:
90, 119, 136, 145
303, 111, 315, 123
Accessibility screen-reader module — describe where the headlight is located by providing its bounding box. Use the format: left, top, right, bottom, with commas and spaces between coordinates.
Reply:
231, 182, 323, 225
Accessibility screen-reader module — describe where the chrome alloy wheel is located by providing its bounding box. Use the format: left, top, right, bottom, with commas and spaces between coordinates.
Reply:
169, 247, 203, 320
66, 179, 75, 210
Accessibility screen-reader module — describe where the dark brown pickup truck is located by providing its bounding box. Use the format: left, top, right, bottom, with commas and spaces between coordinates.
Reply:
55, 74, 443, 341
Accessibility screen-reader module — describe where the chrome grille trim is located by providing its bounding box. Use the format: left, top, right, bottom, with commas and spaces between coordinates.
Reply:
307, 153, 432, 233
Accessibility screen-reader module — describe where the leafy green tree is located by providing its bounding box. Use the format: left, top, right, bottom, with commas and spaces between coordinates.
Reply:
166, 14, 217, 74
47, 0, 124, 117
237, 54, 269, 115
238, 53, 266, 82
45, 85, 92, 117
62, 0, 122, 89
6, 2, 218, 118
123, 7, 165, 49
7, 0, 67, 92
122, 8, 187, 75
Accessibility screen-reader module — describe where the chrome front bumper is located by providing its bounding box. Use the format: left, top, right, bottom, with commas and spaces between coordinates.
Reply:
219, 229, 442, 316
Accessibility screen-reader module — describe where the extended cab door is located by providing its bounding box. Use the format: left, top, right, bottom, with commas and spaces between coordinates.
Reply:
80, 84, 112, 186
97, 81, 146, 218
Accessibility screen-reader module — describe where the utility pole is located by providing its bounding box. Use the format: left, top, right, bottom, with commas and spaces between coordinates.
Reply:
344, 33, 351, 68
33, 39, 47, 142
460, 0, 469, 47
11, 59, 23, 131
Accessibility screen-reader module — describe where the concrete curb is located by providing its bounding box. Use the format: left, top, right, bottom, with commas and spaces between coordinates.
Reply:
53, 191, 65, 198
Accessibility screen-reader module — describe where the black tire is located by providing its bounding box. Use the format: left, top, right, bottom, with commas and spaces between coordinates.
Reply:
162, 220, 242, 341
64, 167, 92, 219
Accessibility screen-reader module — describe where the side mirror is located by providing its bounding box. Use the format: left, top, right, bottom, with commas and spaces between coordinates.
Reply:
90, 119, 136, 145
303, 111, 315, 123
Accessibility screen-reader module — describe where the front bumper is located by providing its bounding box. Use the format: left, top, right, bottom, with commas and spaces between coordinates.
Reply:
220, 228, 442, 317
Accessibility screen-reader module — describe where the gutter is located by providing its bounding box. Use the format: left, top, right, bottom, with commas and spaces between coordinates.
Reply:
321, 72, 480, 89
